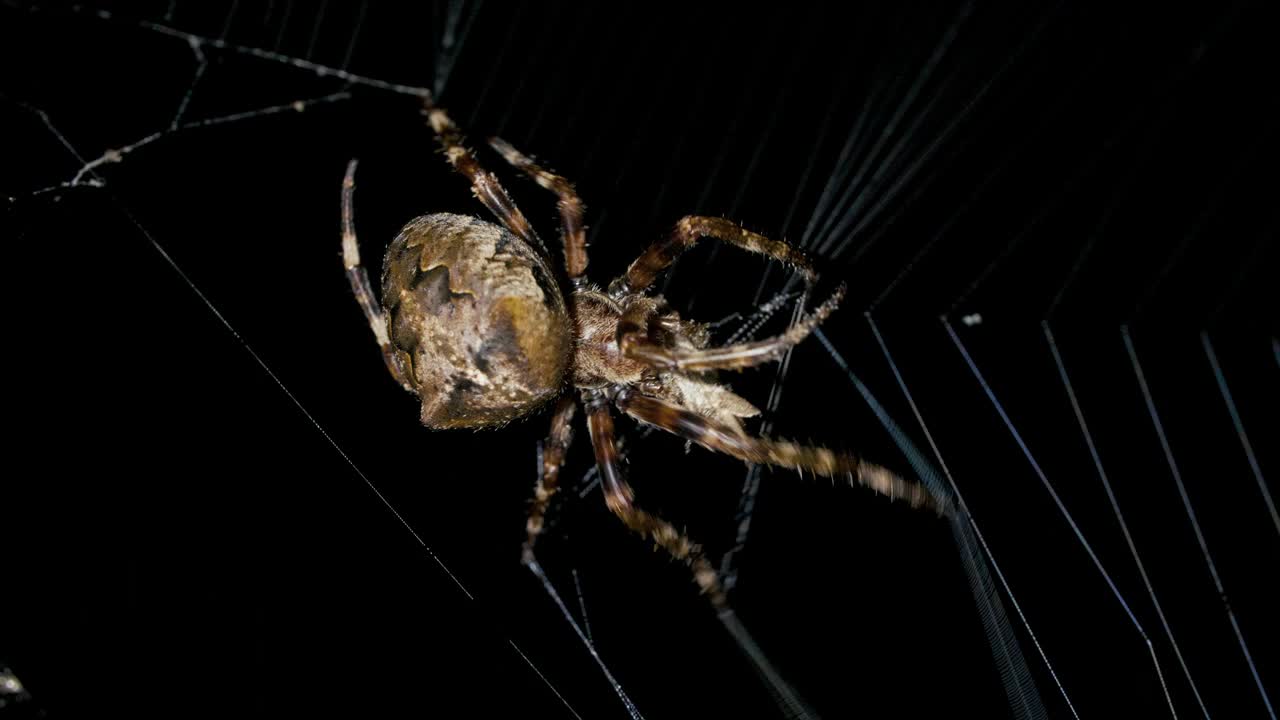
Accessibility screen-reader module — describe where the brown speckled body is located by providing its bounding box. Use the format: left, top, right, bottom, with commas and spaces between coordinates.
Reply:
342, 109, 950, 691
572, 288, 761, 431
381, 213, 571, 428
569, 290, 650, 389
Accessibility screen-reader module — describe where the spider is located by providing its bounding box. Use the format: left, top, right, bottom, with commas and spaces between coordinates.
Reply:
340, 101, 948, 610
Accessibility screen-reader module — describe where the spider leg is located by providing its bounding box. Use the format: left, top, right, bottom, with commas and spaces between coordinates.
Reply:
584, 391, 729, 607
342, 159, 414, 392
616, 215, 817, 296
523, 396, 577, 564
619, 284, 846, 372
422, 103, 546, 254
488, 137, 589, 284
616, 390, 951, 516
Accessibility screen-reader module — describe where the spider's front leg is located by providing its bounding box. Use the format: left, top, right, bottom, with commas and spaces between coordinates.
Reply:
341, 160, 414, 393
616, 215, 817, 296
523, 396, 577, 564
614, 215, 844, 372
617, 390, 951, 516
583, 390, 728, 607
618, 284, 846, 372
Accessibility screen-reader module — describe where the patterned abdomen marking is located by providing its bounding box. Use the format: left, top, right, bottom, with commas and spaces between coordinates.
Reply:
381, 213, 570, 428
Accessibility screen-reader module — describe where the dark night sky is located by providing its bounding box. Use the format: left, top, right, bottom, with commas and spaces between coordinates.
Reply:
3, 2, 1276, 718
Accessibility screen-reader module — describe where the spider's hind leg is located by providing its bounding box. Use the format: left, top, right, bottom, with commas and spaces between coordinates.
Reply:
423, 103, 546, 254
488, 137, 588, 284
523, 396, 577, 564
341, 160, 414, 393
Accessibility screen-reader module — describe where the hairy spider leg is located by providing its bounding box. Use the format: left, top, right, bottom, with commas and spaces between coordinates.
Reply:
341, 159, 414, 392
619, 284, 847, 372
617, 390, 951, 516
488, 137, 589, 284
523, 396, 578, 564
423, 103, 547, 255
584, 391, 729, 607
614, 299, 657, 348
616, 215, 818, 296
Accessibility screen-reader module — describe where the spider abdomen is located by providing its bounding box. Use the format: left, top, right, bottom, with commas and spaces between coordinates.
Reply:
381, 213, 570, 428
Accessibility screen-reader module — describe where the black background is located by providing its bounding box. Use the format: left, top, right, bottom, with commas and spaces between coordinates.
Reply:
3, 1, 1277, 718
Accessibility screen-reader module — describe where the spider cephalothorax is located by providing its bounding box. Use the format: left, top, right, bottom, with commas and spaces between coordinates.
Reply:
341, 101, 949, 609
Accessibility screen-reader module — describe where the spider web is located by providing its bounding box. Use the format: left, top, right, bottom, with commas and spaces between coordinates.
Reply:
4, 1, 1277, 718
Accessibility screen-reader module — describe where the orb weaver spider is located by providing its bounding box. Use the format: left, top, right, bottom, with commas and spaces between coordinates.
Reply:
339, 99, 948, 612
